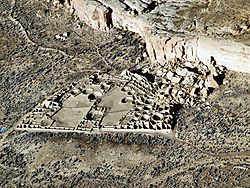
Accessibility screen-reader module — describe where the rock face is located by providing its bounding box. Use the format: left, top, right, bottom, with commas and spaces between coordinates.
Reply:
72, 0, 112, 31
157, 36, 250, 73
70, 0, 250, 73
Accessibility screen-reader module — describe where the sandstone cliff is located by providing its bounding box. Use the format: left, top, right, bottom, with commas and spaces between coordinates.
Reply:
69, 0, 250, 72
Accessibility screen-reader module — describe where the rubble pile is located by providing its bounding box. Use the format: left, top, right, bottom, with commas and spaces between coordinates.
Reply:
147, 59, 226, 107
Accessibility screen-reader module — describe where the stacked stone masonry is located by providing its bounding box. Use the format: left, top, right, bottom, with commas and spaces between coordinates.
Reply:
15, 59, 225, 136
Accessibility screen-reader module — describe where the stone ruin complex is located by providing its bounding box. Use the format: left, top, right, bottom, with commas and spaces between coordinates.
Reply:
15, 60, 225, 136
15, 0, 247, 136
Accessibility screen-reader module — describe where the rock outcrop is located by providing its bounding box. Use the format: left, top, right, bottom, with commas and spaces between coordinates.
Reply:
72, 0, 112, 31
69, 0, 250, 73
150, 36, 250, 73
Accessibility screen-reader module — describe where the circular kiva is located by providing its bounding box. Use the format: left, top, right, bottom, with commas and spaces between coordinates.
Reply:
100, 84, 110, 90
121, 86, 130, 92
87, 91, 102, 100
152, 113, 164, 121
121, 96, 133, 103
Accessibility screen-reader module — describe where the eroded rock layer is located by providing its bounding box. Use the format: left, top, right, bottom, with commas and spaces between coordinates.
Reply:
69, 0, 250, 73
